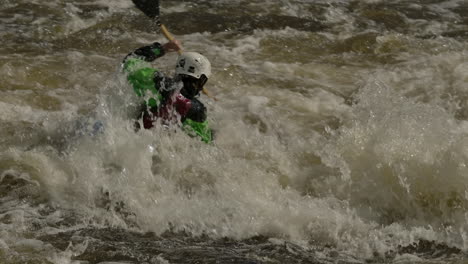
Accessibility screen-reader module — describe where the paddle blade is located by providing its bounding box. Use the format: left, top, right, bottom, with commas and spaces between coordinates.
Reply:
132, 0, 160, 20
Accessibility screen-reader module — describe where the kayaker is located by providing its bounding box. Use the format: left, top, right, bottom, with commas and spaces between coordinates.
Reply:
122, 39, 213, 143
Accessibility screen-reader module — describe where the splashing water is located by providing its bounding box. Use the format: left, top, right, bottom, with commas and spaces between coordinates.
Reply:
1, 0, 468, 263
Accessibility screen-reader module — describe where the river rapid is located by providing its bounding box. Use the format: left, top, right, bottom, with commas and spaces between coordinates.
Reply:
1, 0, 468, 263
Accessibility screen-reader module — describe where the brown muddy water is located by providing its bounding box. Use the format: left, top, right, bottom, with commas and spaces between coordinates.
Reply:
1, 0, 468, 263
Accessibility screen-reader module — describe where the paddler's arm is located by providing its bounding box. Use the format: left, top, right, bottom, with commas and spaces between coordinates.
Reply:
177, 97, 213, 143
122, 40, 182, 107
183, 119, 213, 144
123, 39, 182, 70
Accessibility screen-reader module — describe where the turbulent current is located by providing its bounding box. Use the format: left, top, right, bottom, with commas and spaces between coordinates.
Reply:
1, 0, 468, 263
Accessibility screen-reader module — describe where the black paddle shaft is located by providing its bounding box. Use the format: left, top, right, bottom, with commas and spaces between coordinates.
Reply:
132, 0, 161, 24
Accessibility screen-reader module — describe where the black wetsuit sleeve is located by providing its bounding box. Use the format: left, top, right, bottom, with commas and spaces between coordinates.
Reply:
123, 42, 166, 63
185, 98, 207, 123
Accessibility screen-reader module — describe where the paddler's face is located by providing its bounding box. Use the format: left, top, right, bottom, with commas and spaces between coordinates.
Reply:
196, 74, 208, 92
187, 75, 207, 95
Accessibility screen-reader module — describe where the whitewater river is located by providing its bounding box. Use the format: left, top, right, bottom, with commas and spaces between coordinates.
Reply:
1, 0, 468, 263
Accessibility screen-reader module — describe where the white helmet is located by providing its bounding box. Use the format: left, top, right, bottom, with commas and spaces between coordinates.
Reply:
175, 52, 211, 79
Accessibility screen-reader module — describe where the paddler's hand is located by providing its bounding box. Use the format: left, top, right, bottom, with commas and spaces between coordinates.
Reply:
162, 39, 182, 53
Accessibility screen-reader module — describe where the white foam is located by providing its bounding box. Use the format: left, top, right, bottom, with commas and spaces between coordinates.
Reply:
14, 239, 44, 251
0, 239, 9, 250
2, 0, 468, 262
394, 253, 422, 263
319, 80, 468, 245
95, 0, 134, 11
